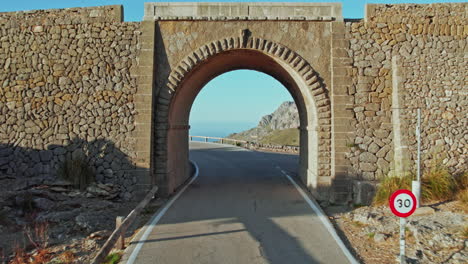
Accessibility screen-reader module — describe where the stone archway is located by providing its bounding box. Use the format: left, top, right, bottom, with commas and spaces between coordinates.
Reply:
153, 31, 332, 199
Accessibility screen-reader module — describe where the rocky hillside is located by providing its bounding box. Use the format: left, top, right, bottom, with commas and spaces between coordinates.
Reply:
228, 101, 300, 146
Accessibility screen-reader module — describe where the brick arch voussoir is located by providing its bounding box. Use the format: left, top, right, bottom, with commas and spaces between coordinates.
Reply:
164, 36, 329, 110
159, 36, 332, 177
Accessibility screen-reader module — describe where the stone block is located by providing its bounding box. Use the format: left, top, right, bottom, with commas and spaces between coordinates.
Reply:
353, 180, 377, 205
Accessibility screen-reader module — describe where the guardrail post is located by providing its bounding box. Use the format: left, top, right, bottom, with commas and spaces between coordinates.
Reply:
116, 216, 125, 250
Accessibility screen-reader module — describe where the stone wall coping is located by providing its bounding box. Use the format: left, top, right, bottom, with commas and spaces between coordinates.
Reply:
365, 2, 467, 22
144, 2, 343, 21
0, 5, 123, 23
151, 15, 336, 21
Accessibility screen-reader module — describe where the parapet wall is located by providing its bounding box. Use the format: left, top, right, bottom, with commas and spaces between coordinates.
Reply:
0, 5, 141, 200
0, 5, 123, 25
343, 3, 467, 183
365, 3, 467, 24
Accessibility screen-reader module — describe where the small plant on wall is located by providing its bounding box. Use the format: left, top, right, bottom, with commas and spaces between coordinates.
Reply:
57, 155, 95, 191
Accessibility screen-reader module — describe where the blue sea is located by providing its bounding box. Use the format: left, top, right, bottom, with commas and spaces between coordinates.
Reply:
189, 121, 256, 141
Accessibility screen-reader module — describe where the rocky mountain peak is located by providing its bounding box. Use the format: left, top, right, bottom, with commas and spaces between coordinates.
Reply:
258, 101, 299, 130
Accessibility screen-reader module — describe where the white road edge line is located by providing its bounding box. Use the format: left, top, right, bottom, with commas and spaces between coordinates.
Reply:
125, 160, 200, 264
279, 170, 360, 264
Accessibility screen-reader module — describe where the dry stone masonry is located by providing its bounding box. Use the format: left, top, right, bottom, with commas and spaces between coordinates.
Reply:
0, 6, 141, 200
0, 2, 466, 204
344, 3, 467, 187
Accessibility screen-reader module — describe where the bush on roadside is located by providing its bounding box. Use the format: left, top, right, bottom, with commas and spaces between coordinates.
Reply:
57, 156, 94, 191
103, 252, 122, 264
373, 174, 412, 205
455, 172, 468, 210
421, 165, 456, 202
373, 164, 465, 206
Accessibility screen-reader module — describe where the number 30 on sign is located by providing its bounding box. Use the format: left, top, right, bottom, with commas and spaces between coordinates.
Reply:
389, 189, 417, 218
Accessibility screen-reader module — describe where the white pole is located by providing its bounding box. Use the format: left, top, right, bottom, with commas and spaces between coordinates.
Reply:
417, 108, 421, 183
400, 217, 406, 264
412, 108, 421, 208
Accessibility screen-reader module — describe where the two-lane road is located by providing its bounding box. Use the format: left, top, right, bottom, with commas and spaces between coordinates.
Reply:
122, 142, 355, 264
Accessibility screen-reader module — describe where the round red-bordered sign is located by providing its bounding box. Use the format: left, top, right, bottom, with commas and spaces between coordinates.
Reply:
389, 189, 417, 218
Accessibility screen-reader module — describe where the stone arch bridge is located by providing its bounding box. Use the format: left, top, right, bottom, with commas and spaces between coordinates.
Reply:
137, 2, 353, 203
0, 2, 465, 204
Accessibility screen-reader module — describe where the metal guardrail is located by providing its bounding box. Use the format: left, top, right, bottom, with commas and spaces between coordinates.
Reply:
189, 135, 247, 144
189, 135, 300, 153
91, 186, 158, 264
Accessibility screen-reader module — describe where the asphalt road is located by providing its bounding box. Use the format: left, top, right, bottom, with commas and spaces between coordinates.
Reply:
122, 142, 353, 264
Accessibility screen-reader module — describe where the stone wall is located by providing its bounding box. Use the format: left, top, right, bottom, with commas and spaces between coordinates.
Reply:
0, 6, 141, 200
344, 3, 467, 182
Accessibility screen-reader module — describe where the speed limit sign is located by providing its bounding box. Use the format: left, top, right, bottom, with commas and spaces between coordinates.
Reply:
389, 189, 417, 218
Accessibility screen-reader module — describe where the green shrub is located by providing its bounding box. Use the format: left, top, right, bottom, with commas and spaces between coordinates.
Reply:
58, 156, 94, 191
103, 252, 121, 264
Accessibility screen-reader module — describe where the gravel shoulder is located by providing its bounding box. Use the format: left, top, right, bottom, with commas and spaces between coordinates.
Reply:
325, 201, 467, 264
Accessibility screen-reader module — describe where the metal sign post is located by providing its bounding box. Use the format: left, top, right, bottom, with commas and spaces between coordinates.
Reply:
389, 189, 417, 264
399, 217, 406, 264
412, 108, 421, 208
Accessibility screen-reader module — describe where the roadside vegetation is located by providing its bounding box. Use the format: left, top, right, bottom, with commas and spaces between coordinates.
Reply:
57, 156, 95, 191
259, 128, 299, 146
373, 164, 467, 207
10, 221, 51, 264
103, 252, 122, 264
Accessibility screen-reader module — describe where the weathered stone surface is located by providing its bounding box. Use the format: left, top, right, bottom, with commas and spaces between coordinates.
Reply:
359, 152, 377, 163
412, 206, 435, 216
345, 3, 466, 182
0, 2, 466, 205
33, 197, 55, 210
0, 7, 140, 196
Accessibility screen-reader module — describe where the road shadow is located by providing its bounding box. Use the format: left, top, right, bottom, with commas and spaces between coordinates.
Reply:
128, 143, 349, 263
0, 137, 138, 194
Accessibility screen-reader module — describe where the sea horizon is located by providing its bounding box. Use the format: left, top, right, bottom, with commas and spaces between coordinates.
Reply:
189, 121, 256, 140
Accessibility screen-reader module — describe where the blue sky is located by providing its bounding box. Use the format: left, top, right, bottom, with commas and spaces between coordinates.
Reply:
1, 1, 463, 136
1, 1, 465, 22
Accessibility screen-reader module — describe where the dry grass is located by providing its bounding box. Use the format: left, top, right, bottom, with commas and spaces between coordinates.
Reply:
455, 173, 468, 211
9, 222, 51, 264
30, 249, 51, 264
373, 175, 412, 205
373, 164, 466, 206
421, 165, 456, 202
58, 251, 76, 263
24, 222, 49, 251
10, 245, 27, 264
58, 156, 94, 191
259, 128, 299, 146
462, 226, 468, 239
456, 189, 468, 207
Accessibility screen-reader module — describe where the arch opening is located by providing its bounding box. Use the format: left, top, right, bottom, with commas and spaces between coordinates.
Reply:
189, 70, 295, 140
155, 46, 330, 198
